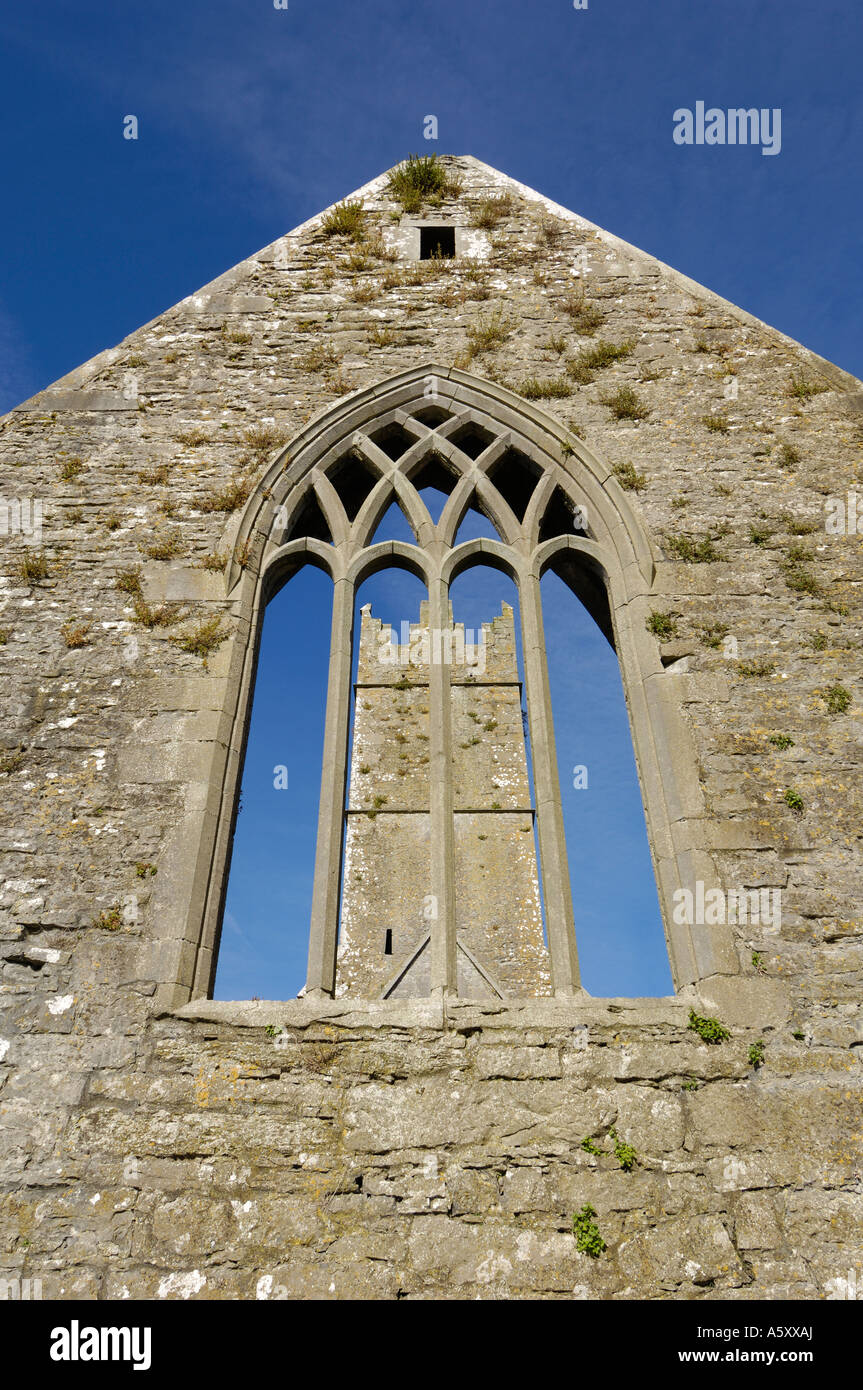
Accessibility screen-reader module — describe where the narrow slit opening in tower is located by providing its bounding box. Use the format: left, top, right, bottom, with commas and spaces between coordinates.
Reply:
420, 226, 455, 260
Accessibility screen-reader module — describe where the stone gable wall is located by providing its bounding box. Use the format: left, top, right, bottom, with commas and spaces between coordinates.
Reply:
0, 156, 861, 1298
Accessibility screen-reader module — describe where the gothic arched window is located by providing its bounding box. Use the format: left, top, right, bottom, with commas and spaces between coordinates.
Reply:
189, 365, 738, 1004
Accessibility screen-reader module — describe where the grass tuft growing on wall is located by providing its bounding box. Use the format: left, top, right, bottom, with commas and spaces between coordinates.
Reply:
386, 154, 461, 213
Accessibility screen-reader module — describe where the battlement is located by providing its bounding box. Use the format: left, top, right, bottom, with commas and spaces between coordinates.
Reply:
357, 600, 523, 684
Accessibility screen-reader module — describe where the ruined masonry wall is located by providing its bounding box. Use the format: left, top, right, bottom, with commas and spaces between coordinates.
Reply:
337, 602, 550, 999
0, 155, 861, 1298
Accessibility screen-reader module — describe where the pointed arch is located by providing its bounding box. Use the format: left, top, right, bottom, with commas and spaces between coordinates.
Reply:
183, 363, 737, 1007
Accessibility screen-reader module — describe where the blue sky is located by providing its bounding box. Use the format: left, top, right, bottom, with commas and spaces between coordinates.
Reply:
2, 1, 859, 997
1, 0, 860, 410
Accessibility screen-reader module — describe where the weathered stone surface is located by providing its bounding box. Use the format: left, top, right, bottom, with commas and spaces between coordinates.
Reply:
0, 155, 861, 1299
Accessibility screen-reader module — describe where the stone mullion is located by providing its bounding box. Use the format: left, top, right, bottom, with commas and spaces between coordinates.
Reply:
427, 570, 458, 994
518, 567, 582, 994
305, 571, 354, 996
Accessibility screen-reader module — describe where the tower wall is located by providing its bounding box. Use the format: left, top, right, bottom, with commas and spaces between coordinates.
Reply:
337, 602, 551, 998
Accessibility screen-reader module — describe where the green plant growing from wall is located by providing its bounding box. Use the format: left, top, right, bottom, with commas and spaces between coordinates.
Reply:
573, 1204, 606, 1257
386, 154, 461, 213
698, 622, 729, 649
13, 550, 49, 583
738, 658, 775, 678
777, 441, 800, 468
600, 385, 650, 421
786, 542, 813, 564
561, 290, 605, 334
469, 193, 513, 229
613, 460, 646, 491
175, 426, 211, 448
782, 560, 820, 595
566, 339, 634, 384
321, 200, 366, 241
519, 376, 572, 400
132, 597, 182, 629
663, 533, 720, 563
93, 905, 123, 932
688, 1008, 730, 1044
781, 513, 818, 536
59, 455, 84, 481
646, 611, 677, 640
173, 615, 228, 661
465, 305, 515, 358
824, 684, 851, 715
201, 476, 252, 513
62, 621, 92, 649
748, 1040, 766, 1069
143, 532, 184, 561
784, 787, 804, 814
749, 524, 773, 546
608, 1127, 638, 1172
580, 1136, 603, 1156
787, 371, 828, 400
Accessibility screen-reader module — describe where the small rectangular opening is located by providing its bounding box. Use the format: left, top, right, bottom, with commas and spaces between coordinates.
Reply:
420, 226, 456, 260
384, 929, 393, 955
